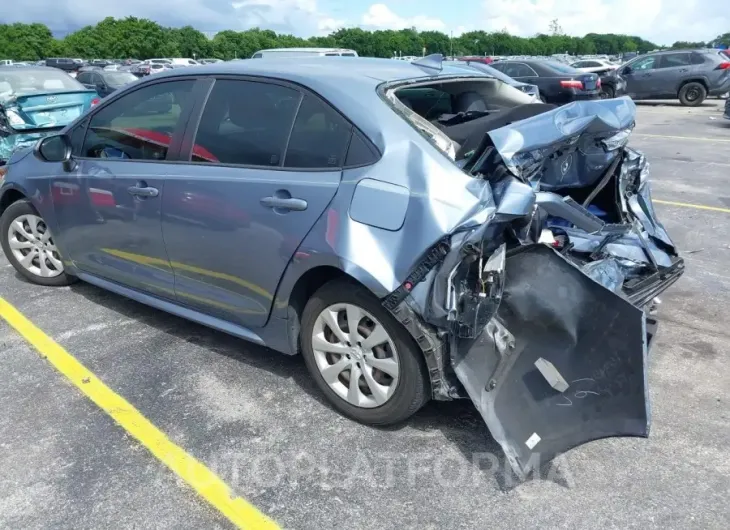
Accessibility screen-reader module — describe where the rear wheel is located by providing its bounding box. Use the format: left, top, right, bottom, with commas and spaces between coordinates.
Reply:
0, 200, 77, 286
300, 279, 429, 425
600, 85, 615, 99
678, 82, 706, 107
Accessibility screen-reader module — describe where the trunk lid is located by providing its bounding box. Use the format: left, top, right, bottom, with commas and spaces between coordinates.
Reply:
11, 90, 97, 130
579, 73, 599, 91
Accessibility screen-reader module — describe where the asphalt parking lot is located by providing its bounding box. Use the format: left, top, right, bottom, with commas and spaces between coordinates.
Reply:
1, 99, 729, 529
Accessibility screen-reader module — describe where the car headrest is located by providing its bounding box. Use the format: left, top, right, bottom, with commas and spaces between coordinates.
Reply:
454, 91, 487, 113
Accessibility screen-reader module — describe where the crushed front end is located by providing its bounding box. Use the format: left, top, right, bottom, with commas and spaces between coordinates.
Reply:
389, 96, 684, 479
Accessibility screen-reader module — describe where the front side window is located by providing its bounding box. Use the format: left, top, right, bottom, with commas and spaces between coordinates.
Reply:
80, 79, 195, 161
630, 57, 657, 71
192, 79, 300, 166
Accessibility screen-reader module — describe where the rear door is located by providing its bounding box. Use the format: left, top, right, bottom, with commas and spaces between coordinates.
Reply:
52, 78, 199, 299
653, 53, 693, 97
161, 77, 351, 327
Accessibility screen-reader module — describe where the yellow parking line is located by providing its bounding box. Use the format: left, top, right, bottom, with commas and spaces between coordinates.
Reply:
0, 297, 279, 530
634, 133, 730, 143
654, 199, 730, 214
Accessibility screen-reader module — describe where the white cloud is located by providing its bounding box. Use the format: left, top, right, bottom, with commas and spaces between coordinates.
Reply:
361, 3, 446, 31
479, 0, 730, 45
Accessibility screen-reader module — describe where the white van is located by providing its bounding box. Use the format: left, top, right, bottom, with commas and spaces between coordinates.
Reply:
251, 48, 359, 59
0, 60, 13, 66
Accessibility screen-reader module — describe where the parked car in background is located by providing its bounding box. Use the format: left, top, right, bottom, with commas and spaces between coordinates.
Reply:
0, 56, 683, 481
76, 69, 138, 98
169, 58, 201, 67
44, 58, 85, 77
490, 60, 601, 104
199, 58, 223, 64
0, 66, 99, 163
89, 59, 114, 68
457, 56, 494, 64
131, 62, 172, 77
251, 47, 358, 58
617, 49, 730, 106
571, 58, 618, 73
0, 60, 13, 66
452, 60, 540, 100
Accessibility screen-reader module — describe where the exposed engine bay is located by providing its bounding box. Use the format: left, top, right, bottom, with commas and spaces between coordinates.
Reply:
384, 78, 684, 479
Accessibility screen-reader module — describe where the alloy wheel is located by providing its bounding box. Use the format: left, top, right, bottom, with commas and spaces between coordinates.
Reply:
311, 303, 400, 408
7, 214, 64, 278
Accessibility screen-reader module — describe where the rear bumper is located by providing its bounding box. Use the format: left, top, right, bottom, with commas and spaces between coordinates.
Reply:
708, 78, 730, 96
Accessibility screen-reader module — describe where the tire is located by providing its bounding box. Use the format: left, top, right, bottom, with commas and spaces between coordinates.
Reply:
600, 85, 615, 99
538, 92, 547, 103
300, 279, 430, 425
0, 199, 77, 286
678, 82, 707, 107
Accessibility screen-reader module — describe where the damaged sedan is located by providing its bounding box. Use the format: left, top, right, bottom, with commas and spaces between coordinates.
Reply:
0, 56, 683, 479
0, 66, 100, 165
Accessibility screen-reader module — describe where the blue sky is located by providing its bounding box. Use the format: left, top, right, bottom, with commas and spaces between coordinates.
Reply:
5, 1, 729, 45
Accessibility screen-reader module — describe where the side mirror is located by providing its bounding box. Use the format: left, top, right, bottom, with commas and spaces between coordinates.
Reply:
622, 66, 632, 75
35, 134, 76, 171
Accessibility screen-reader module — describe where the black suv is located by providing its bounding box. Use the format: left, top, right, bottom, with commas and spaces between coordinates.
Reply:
45, 58, 84, 74
617, 49, 730, 106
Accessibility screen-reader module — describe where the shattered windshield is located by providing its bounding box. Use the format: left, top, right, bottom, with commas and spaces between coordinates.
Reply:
0, 68, 85, 102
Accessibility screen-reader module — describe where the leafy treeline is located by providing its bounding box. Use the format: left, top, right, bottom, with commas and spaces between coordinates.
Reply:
0, 17, 728, 61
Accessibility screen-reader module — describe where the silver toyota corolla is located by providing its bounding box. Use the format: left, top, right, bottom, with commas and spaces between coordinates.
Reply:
0, 56, 683, 478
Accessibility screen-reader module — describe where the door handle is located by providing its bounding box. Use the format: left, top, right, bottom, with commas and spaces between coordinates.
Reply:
128, 185, 159, 198
678, 68, 689, 73
260, 196, 307, 211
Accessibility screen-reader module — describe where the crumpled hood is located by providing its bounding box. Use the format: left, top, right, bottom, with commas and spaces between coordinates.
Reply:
470, 96, 636, 190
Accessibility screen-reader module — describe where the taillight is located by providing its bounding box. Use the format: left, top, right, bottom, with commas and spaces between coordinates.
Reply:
560, 79, 584, 89
0, 166, 7, 180
596, 78, 601, 88
718, 62, 730, 70
91, 98, 101, 106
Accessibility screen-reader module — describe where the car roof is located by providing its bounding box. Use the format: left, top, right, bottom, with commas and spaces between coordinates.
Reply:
155, 56, 488, 86
0, 65, 65, 73
257, 48, 356, 53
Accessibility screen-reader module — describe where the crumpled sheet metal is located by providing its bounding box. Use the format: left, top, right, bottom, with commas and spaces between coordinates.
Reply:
0, 133, 44, 162
452, 244, 651, 479
486, 96, 637, 190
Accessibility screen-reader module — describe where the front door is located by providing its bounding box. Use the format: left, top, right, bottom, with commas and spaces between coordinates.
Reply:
622, 56, 659, 98
161, 78, 352, 327
52, 78, 198, 300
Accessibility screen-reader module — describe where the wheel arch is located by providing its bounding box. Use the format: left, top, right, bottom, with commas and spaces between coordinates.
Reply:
0, 185, 29, 217
677, 77, 709, 94
275, 259, 392, 355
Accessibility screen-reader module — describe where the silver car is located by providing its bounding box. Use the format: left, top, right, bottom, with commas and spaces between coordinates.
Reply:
0, 56, 683, 478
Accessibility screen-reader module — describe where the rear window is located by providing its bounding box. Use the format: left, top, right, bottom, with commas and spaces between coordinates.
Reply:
0, 68, 84, 95
544, 62, 580, 74
396, 87, 453, 119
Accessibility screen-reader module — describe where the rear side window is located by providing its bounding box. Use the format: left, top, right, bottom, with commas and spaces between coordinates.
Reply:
504, 63, 538, 77
283, 94, 352, 169
81, 80, 195, 161
691, 53, 707, 65
192, 79, 300, 166
659, 53, 691, 68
